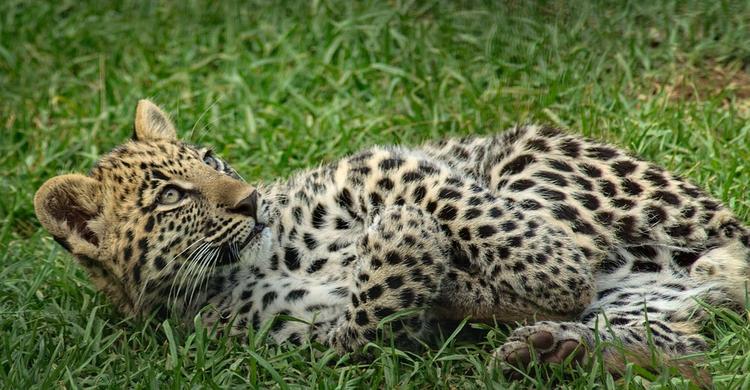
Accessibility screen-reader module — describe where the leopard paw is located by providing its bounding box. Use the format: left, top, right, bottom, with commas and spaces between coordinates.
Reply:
492, 321, 591, 374
326, 317, 371, 356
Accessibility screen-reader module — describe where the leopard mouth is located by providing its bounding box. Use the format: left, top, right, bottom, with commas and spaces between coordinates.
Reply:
243, 222, 267, 247
215, 222, 267, 266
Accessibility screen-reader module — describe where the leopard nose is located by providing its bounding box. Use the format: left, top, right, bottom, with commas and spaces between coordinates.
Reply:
228, 190, 258, 219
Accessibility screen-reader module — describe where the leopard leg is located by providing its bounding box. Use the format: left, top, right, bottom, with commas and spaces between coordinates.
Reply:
354, 149, 596, 318
433, 215, 595, 323
327, 204, 449, 354
688, 239, 750, 307
493, 268, 713, 386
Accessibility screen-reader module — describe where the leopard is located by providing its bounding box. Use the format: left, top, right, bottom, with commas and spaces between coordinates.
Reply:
34, 99, 750, 384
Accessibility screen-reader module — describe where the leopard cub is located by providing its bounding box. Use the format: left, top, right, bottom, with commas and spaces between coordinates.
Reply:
36, 100, 750, 382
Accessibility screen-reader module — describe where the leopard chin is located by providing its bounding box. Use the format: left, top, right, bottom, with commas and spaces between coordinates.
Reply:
215, 223, 268, 266
236, 224, 274, 266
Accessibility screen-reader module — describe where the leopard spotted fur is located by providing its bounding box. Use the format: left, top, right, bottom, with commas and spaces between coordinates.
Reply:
35, 100, 750, 383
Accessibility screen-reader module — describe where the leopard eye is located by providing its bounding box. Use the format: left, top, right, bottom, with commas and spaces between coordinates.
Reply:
159, 187, 183, 205
203, 155, 220, 170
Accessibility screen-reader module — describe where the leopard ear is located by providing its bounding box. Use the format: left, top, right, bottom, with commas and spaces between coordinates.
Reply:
34, 174, 103, 259
133, 99, 177, 141
35, 174, 136, 316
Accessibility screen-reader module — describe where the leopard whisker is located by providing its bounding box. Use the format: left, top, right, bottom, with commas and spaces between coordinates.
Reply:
170, 242, 211, 312
195, 249, 220, 306
231, 241, 240, 263
187, 247, 217, 309
160, 239, 207, 307
135, 238, 208, 312
188, 98, 221, 143
164, 237, 207, 270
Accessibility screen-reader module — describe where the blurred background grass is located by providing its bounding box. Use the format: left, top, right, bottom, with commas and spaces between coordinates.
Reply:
2, 0, 750, 387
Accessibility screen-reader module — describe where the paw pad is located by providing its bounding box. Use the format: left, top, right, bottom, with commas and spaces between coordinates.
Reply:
493, 324, 589, 375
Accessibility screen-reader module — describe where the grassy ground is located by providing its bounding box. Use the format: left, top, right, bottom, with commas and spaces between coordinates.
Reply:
3, 0, 750, 387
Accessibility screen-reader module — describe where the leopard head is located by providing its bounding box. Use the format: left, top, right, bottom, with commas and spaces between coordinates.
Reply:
34, 100, 271, 318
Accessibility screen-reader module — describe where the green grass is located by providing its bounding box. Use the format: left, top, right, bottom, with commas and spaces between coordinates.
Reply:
3, 0, 750, 387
